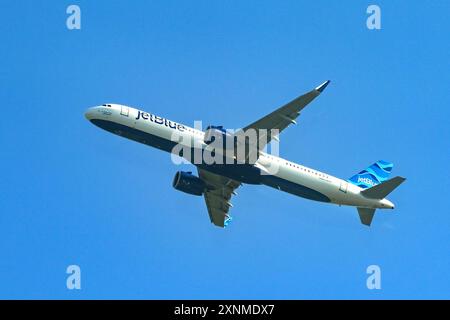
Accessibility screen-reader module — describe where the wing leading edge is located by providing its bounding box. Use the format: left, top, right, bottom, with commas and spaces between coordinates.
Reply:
241, 80, 330, 150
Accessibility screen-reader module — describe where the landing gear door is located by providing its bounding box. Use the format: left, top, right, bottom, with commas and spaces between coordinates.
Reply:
120, 105, 129, 117
339, 181, 348, 193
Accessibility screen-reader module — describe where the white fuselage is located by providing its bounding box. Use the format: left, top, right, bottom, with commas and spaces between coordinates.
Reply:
85, 104, 394, 210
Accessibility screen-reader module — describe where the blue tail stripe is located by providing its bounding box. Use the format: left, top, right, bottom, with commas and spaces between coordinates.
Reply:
348, 160, 394, 189
377, 160, 394, 171
364, 166, 390, 179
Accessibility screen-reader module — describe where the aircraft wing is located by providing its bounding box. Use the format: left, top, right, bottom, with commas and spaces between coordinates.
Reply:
198, 168, 241, 227
240, 80, 330, 150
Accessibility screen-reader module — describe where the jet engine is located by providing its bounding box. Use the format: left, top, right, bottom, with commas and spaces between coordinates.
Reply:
204, 125, 234, 146
172, 171, 206, 196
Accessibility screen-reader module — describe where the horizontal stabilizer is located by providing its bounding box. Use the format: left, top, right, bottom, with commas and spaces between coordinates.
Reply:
357, 207, 376, 226
362, 176, 406, 199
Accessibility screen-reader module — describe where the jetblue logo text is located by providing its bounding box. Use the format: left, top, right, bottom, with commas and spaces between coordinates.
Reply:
358, 176, 376, 187
136, 111, 185, 132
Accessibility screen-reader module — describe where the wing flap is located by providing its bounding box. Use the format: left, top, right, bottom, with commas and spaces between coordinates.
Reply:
198, 169, 241, 228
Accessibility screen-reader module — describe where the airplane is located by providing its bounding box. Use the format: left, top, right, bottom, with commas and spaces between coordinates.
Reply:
85, 81, 405, 228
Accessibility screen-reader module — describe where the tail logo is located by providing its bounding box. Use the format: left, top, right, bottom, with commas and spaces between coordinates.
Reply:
357, 176, 376, 187
349, 160, 393, 189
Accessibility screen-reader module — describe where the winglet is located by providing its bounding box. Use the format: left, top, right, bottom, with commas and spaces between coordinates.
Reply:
315, 80, 331, 93
224, 215, 233, 228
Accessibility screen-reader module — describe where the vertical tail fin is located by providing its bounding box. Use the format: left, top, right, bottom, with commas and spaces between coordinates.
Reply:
357, 207, 376, 226
348, 160, 393, 189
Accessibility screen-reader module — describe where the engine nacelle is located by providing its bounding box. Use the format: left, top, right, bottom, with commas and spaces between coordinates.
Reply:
204, 125, 234, 146
172, 171, 206, 196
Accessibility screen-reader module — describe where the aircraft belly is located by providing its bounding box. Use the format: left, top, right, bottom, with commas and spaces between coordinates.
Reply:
90, 119, 177, 152
196, 163, 262, 185
260, 174, 331, 203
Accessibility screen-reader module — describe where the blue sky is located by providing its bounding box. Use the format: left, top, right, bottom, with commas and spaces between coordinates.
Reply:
1, 0, 449, 299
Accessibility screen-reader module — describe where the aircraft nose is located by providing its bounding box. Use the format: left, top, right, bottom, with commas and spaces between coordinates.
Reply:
84, 107, 96, 120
